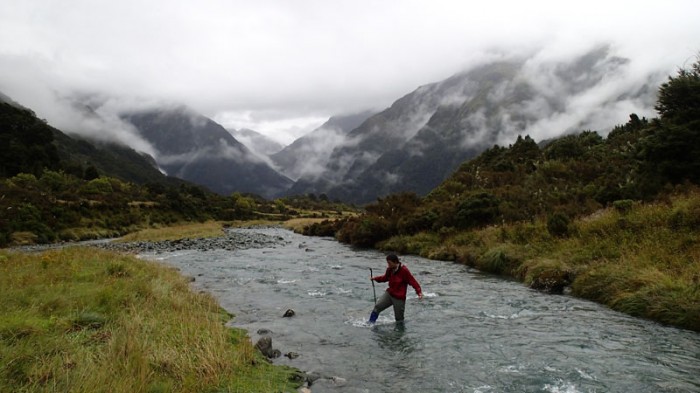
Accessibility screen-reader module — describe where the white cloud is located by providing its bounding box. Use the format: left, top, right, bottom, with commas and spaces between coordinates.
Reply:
214, 111, 327, 145
0, 0, 698, 146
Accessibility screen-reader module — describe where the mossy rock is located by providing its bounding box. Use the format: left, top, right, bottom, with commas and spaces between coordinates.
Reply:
523, 259, 573, 294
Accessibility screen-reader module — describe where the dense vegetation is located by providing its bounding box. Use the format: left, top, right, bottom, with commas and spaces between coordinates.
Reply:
0, 101, 354, 247
0, 247, 302, 392
303, 59, 700, 331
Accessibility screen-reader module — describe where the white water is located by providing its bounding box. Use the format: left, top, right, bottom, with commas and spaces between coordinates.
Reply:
143, 227, 700, 393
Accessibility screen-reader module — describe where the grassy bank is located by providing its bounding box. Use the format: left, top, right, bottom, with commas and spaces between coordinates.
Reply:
377, 190, 700, 332
0, 247, 302, 392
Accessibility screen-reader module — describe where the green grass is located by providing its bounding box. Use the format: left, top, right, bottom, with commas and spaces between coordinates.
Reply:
0, 247, 301, 392
377, 190, 700, 332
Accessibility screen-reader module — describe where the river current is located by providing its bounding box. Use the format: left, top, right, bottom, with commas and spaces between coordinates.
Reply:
143, 227, 700, 393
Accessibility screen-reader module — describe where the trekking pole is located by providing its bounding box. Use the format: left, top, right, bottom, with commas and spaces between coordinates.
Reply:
369, 268, 377, 304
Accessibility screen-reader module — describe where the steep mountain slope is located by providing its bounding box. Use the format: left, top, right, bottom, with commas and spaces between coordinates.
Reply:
0, 100, 61, 178
122, 107, 293, 198
271, 110, 375, 182
230, 128, 285, 157
51, 130, 184, 186
290, 46, 659, 204
0, 94, 183, 186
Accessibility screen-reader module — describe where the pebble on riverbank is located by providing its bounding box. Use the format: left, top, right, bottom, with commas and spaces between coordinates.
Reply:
82, 228, 292, 254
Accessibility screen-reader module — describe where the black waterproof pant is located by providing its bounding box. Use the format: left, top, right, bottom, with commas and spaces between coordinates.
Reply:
372, 291, 406, 321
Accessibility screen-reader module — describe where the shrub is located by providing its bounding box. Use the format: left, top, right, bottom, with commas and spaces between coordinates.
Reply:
9, 173, 39, 189
80, 177, 114, 195
337, 216, 391, 247
612, 199, 635, 214
455, 192, 500, 229
302, 219, 345, 237
478, 247, 520, 275
667, 198, 700, 230
397, 210, 438, 235
546, 212, 571, 238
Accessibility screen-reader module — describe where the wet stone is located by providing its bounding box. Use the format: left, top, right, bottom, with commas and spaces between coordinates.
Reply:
88, 227, 291, 254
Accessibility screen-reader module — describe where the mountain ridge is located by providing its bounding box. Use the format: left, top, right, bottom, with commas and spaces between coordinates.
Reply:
121, 107, 293, 198
287, 46, 660, 204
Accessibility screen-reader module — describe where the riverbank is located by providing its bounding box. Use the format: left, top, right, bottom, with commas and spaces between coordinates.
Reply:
0, 246, 303, 392
375, 191, 700, 332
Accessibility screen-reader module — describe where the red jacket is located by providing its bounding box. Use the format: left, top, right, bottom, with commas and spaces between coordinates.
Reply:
374, 263, 422, 300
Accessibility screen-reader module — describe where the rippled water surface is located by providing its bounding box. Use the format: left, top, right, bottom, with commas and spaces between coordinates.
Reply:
144, 227, 700, 393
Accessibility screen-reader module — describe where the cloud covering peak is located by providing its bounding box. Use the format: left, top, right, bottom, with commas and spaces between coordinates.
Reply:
0, 0, 698, 144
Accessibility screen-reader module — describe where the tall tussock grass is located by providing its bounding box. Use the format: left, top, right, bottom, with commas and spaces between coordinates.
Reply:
0, 247, 300, 392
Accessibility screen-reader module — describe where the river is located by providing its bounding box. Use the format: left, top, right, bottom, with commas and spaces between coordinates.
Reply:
142, 227, 700, 393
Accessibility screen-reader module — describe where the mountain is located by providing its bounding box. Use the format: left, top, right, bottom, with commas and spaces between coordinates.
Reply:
121, 106, 293, 198
51, 130, 184, 186
230, 128, 285, 157
0, 91, 23, 108
1, 99, 61, 178
271, 110, 376, 181
0, 93, 183, 186
287, 46, 660, 204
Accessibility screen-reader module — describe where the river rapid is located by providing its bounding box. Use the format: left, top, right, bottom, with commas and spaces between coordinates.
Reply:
142, 227, 700, 393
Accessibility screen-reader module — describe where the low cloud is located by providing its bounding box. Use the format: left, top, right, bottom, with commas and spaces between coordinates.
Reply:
276, 125, 350, 180
0, 1, 696, 154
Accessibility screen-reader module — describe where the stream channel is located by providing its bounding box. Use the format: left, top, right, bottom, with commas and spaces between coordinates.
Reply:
140, 227, 700, 393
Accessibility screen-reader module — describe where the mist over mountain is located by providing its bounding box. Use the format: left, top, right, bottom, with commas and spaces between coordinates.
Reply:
230, 128, 285, 157
271, 110, 376, 181
120, 107, 293, 198
1, 45, 668, 204
287, 46, 662, 204
0, 91, 23, 109
0, 92, 185, 187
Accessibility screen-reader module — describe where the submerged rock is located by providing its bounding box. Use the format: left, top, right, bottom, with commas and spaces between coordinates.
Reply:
254, 336, 281, 358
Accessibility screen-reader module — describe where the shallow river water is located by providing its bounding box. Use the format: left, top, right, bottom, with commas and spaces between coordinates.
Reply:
143, 227, 700, 393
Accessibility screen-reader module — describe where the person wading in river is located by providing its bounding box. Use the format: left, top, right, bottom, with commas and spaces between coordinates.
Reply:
369, 254, 423, 323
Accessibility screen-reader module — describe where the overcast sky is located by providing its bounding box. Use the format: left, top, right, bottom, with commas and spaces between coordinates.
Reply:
1, 0, 699, 145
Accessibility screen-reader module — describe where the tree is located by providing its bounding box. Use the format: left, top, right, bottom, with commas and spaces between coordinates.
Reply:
84, 164, 99, 180
655, 58, 700, 123
640, 57, 700, 185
